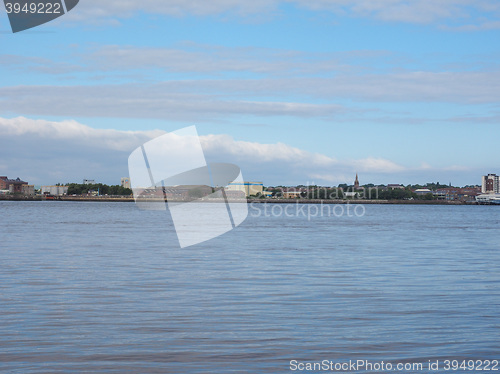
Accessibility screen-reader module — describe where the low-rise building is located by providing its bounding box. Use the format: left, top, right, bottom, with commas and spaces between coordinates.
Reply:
22, 185, 35, 196
41, 186, 69, 196
388, 184, 405, 190
344, 191, 361, 198
414, 188, 432, 196
224, 190, 247, 199
164, 187, 189, 200
0, 176, 29, 194
283, 191, 303, 199
435, 187, 481, 202
225, 181, 263, 197
477, 194, 500, 204
134, 185, 211, 201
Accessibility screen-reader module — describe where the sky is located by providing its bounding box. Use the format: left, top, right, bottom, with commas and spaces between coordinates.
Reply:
1, 0, 500, 187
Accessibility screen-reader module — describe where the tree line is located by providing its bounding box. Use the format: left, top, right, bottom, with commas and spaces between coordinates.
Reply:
66, 183, 133, 196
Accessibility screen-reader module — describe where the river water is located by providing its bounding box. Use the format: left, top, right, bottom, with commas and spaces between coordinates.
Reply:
0, 201, 499, 373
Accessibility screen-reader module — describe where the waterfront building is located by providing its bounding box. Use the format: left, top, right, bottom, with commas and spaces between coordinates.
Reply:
41, 186, 69, 196
164, 187, 190, 200
135, 185, 211, 201
121, 177, 131, 189
279, 187, 308, 199
414, 188, 432, 196
21, 185, 35, 196
0, 176, 28, 194
283, 191, 303, 199
435, 187, 481, 202
476, 193, 500, 204
225, 181, 263, 197
170, 185, 212, 199
344, 191, 360, 198
0, 176, 7, 190
481, 174, 499, 194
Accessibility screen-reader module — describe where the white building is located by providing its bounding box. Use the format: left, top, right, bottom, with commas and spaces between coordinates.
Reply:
476, 194, 500, 204
225, 181, 263, 197
414, 188, 432, 195
481, 174, 499, 194
121, 177, 131, 189
41, 186, 69, 196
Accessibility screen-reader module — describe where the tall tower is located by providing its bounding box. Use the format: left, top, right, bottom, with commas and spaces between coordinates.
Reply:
482, 174, 499, 194
354, 173, 360, 189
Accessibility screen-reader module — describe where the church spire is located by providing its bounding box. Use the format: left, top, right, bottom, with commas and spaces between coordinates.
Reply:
354, 173, 359, 189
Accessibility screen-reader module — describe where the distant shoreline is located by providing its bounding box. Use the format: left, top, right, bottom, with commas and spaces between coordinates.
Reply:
0, 195, 480, 205
247, 198, 474, 205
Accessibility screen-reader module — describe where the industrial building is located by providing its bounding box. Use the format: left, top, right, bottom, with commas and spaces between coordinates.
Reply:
0, 176, 32, 194
41, 186, 69, 196
21, 185, 35, 196
225, 181, 263, 197
134, 185, 212, 201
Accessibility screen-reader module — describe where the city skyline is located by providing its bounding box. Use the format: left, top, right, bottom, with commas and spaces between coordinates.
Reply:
0, 171, 490, 190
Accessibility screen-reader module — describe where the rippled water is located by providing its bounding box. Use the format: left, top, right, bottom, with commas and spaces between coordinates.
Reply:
1, 201, 499, 373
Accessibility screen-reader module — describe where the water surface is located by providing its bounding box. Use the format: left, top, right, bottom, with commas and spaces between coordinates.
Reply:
1, 202, 499, 373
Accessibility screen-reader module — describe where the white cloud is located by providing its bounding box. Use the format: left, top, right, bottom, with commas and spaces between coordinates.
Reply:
62, 0, 278, 25
0, 67, 498, 124
0, 116, 163, 151
294, 0, 467, 24
0, 116, 408, 185
349, 157, 405, 173
200, 134, 337, 166
63, 0, 500, 28
419, 162, 433, 170
0, 84, 345, 120
83, 44, 353, 76
74, 0, 275, 18
307, 173, 350, 183
444, 165, 471, 171
2, 44, 499, 119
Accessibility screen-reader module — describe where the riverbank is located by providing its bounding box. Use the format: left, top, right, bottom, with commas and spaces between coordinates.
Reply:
247, 198, 473, 205
0, 195, 478, 205
0, 195, 135, 202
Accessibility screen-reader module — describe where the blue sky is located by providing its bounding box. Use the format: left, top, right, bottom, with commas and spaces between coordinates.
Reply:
1, 0, 500, 186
